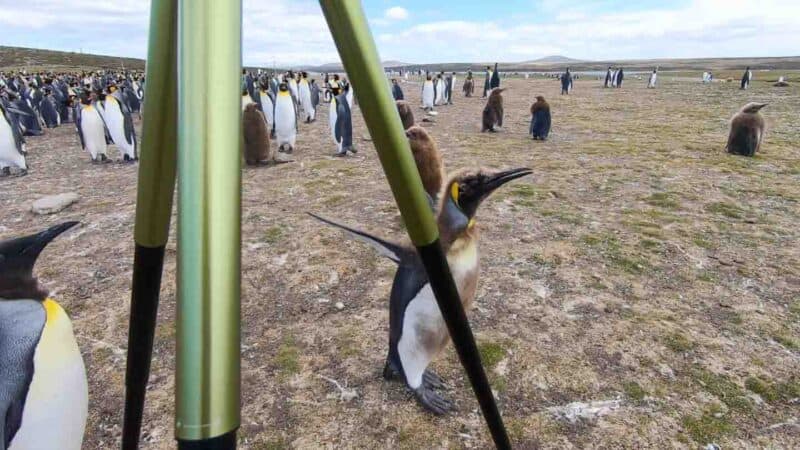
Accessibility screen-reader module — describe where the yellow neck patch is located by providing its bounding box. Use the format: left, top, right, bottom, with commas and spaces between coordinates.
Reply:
278, 91, 290, 97
43, 298, 63, 324
450, 182, 460, 203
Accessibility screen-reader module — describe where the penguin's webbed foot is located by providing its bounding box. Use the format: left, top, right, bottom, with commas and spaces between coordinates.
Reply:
414, 386, 454, 415
422, 369, 448, 390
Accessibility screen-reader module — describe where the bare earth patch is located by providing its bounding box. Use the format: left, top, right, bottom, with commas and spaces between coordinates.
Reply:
1, 74, 798, 449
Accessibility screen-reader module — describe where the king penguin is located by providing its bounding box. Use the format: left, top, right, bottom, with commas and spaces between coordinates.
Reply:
0, 221, 88, 450
421, 75, 435, 111
274, 82, 298, 153
740, 66, 752, 90
0, 101, 28, 175
75, 93, 110, 163
310, 167, 532, 414
329, 91, 354, 157
481, 88, 505, 132
647, 68, 658, 88
257, 81, 275, 135
298, 72, 314, 123
100, 83, 137, 161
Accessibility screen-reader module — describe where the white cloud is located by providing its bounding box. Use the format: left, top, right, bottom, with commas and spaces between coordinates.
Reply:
385, 7, 409, 20
1, 0, 798, 67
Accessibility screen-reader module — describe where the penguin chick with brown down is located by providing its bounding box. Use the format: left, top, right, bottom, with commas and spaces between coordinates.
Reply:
481, 88, 505, 132
309, 167, 532, 415
529, 95, 551, 140
726, 102, 767, 157
405, 125, 443, 202
396, 100, 415, 130
242, 102, 272, 165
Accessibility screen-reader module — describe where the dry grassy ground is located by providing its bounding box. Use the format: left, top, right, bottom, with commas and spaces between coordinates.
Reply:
1, 73, 798, 449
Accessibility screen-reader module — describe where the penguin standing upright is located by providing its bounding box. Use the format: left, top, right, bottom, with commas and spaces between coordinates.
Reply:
310, 80, 321, 115
482, 66, 492, 97
726, 102, 767, 157
0, 101, 28, 175
39, 87, 60, 128
242, 102, 272, 165
481, 88, 505, 132
560, 69, 572, 95
421, 75, 435, 111
529, 95, 551, 141
611, 68, 618, 87
0, 221, 88, 450
405, 125, 443, 201
615, 68, 624, 88
75, 93, 109, 163
100, 83, 137, 161
434, 74, 445, 106
297, 72, 314, 123
310, 167, 532, 414
329, 91, 354, 157
647, 68, 658, 88
490, 63, 500, 90
258, 81, 275, 133
604, 67, 612, 88
287, 71, 299, 108
740, 66, 752, 90
396, 100, 415, 130
463, 71, 474, 97
447, 73, 456, 105
391, 79, 404, 101
274, 82, 297, 153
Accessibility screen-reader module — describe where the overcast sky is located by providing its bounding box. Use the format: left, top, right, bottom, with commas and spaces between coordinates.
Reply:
1, 0, 798, 66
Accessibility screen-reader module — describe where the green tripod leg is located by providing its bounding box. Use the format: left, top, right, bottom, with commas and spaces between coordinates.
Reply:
122, 0, 178, 448
319, 1, 511, 448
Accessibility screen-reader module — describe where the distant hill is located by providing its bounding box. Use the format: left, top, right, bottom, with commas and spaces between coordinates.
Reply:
523, 55, 583, 64
303, 60, 411, 72
0, 46, 145, 71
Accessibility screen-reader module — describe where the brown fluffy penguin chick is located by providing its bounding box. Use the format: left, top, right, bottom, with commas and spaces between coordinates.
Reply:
396, 100, 415, 130
481, 88, 505, 132
242, 102, 272, 165
406, 125, 443, 200
726, 102, 767, 157
530, 95, 549, 114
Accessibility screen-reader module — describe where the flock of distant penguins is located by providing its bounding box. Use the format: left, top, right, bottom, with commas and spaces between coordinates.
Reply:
0, 60, 785, 448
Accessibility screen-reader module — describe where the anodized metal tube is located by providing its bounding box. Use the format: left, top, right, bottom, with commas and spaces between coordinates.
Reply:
122, 0, 178, 448
175, 0, 242, 446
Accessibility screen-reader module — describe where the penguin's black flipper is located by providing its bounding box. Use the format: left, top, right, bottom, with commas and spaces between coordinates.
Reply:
0, 300, 46, 449
307, 213, 411, 264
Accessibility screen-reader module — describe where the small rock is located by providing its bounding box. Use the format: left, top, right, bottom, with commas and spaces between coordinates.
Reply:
327, 271, 339, 286
548, 399, 621, 424
274, 152, 294, 163
657, 363, 675, 379
317, 298, 330, 304
335, 302, 345, 310
704, 444, 720, 450
532, 282, 549, 299
31, 192, 79, 215
747, 393, 765, 406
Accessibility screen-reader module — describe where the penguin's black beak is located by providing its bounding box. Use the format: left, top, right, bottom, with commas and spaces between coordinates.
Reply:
0, 221, 79, 274
456, 168, 532, 218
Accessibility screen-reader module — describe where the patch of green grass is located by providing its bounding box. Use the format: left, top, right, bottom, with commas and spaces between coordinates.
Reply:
692, 369, 752, 412
478, 341, 507, 370
664, 332, 695, 353
696, 271, 717, 283
692, 236, 717, 250
705, 201, 744, 219
772, 333, 799, 350
645, 192, 681, 209
639, 238, 661, 251
608, 253, 649, 274
324, 194, 346, 207
275, 335, 300, 375
263, 225, 284, 244
790, 299, 800, 319
745, 377, 779, 402
682, 405, 735, 444
623, 381, 647, 403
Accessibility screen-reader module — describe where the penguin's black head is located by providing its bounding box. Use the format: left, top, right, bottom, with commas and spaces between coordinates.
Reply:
279, 82, 288, 92
438, 168, 532, 238
0, 221, 79, 301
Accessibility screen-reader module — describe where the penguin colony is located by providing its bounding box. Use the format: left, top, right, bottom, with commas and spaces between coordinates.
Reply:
0, 59, 781, 445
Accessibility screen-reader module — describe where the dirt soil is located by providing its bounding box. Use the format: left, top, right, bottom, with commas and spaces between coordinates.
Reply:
1, 73, 798, 449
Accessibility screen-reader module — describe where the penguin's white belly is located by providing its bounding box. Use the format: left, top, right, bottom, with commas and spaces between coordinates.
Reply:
274, 98, 296, 146
260, 93, 274, 126
241, 95, 253, 111
435, 81, 444, 105
102, 98, 135, 157
329, 100, 342, 151
298, 84, 313, 118
346, 89, 354, 109
422, 83, 434, 108
398, 241, 478, 389
81, 107, 107, 159
10, 301, 87, 450
0, 115, 26, 169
